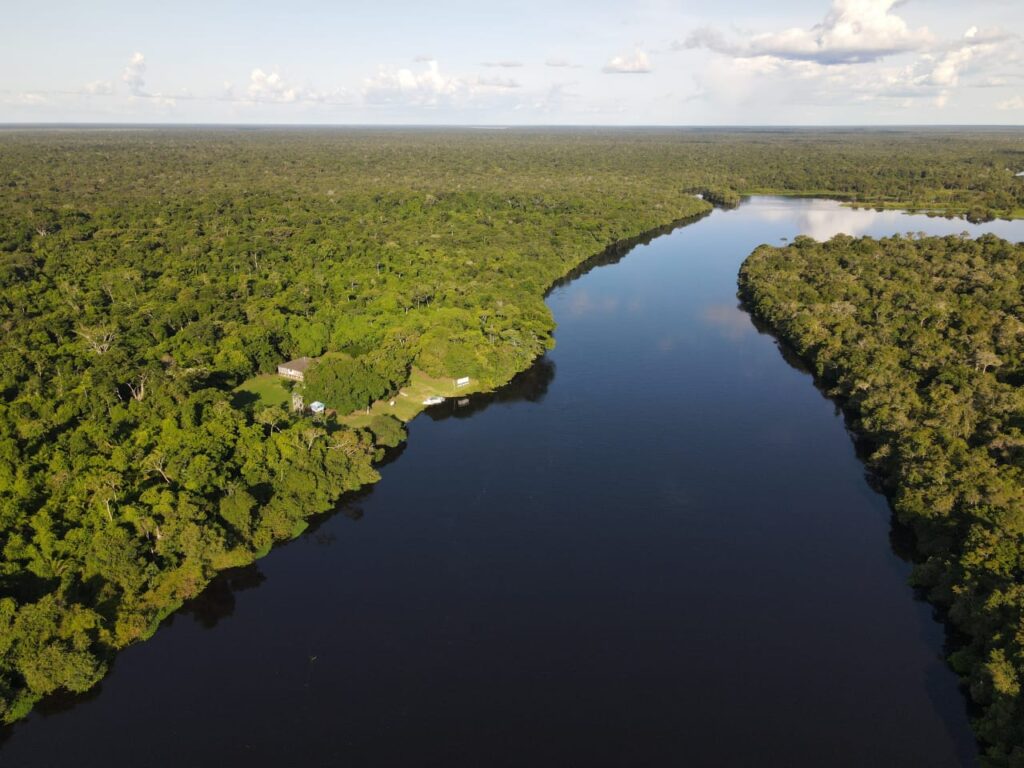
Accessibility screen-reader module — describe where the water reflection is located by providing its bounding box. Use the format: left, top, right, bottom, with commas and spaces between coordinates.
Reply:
182, 565, 267, 630
744, 196, 1024, 242
545, 210, 710, 296
701, 302, 756, 341
426, 355, 556, 421
566, 289, 622, 318
747, 198, 889, 239
7, 196, 1024, 767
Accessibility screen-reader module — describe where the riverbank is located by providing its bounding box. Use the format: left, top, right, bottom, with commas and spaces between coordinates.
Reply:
738, 231, 1024, 763
4, 196, 1004, 767
0, 197, 711, 727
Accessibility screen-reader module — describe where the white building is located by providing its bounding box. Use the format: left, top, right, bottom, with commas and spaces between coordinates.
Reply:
277, 357, 314, 382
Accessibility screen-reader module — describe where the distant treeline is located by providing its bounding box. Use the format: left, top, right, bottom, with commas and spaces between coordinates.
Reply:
0, 127, 1021, 725
740, 233, 1024, 766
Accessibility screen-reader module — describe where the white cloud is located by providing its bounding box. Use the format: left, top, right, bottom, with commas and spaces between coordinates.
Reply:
116, 52, 178, 107
364, 61, 463, 105
997, 95, 1024, 110
476, 76, 521, 88
544, 58, 577, 68
482, 60, 523, 68
248, 68, 303, 103
11, 93, 50, 106
244, 68, 345, 104
680, 3, 1022, 116
925, 48, 974, 88
683, 0, 932, 64
530, 81, 579, 112
84, 80, 114, 95
363, 60, 520, 107
122, 51, 147, 96
602, 49, 651, 74
878, 27, 1014, 107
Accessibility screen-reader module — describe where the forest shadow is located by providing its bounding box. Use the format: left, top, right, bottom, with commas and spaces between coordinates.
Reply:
545, 209, 711, 297
424, 354, 556, 421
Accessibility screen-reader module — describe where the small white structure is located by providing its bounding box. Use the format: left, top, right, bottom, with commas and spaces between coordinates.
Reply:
455, 376, 470, 388
278, 357, 314, 382
423, 396, 445, 406
310, 401, 326, 414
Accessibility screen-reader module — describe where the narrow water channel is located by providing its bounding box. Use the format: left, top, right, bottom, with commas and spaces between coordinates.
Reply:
4, 198, 1024, 767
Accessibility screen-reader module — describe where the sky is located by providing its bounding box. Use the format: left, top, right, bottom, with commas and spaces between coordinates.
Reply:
2, 0, 1022, 125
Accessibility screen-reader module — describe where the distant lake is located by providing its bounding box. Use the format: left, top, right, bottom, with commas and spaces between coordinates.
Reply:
4, 198, 1024, 767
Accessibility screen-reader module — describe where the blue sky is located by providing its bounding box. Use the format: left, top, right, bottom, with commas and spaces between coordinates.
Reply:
2, 0, 1022, 124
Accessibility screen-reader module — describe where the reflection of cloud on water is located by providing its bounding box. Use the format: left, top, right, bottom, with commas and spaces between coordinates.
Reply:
656, 336, 677, 352
795, 207, 875, 240
655, 329, 699, 352
745, 201, 793, 224
701, 303, 754, 340
746, 197, 905, 241
744, 196, 1024, 243
567, 288, 620, 317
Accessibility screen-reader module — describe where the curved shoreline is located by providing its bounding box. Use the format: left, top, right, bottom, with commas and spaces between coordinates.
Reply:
4, 196, 1004, 766
11, 193, 1001, 736
0, 200, 713, 729
736, 231, 1024, 761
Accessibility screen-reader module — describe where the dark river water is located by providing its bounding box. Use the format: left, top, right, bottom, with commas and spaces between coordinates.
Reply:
5, 198, 1024, 767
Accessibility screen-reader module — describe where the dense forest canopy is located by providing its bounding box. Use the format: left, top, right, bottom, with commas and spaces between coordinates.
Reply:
740, 234, 1024, 767
0, 127, 1022, 732
0, 127, 714, 724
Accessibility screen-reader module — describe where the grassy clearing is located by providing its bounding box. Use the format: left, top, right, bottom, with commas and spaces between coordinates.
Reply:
235, 366, 478, 426
339, 368, 480, 426
234, 373, 291, 409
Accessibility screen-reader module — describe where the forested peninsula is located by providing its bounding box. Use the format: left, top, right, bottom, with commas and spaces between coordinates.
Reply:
740, 234, 1024, 766
1, 128, 1023, 728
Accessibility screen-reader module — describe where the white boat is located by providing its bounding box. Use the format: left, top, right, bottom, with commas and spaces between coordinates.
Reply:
422, 396, 445, 406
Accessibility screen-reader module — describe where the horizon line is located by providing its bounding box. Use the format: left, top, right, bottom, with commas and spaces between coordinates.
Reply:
1, 122, 1023, 130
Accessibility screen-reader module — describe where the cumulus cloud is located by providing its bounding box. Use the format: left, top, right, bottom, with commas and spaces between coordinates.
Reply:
248, 68, 303, 102
243, 68, 346, 104
881, 26, 1015, 106
681, 0, 932, 65
602, 49, 652, 74
679, 0, 1022, 115
997, 95, 1024, 110
363, 60, 520, 107
121, 52, 147, 96
364, 61, 463, 105
117, 52, 177, 106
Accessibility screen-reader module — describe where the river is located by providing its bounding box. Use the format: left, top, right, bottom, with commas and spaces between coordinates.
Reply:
4, 197, 1024, 767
